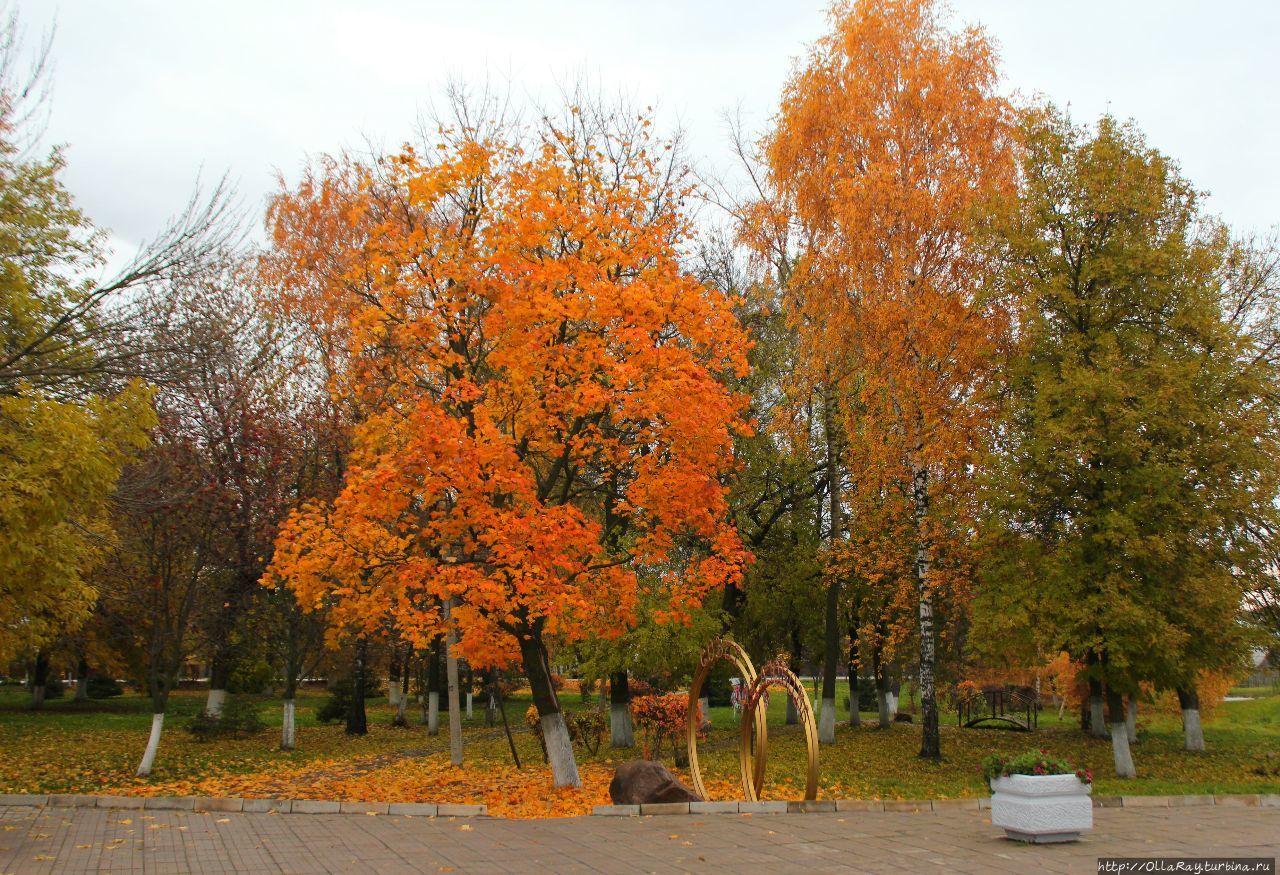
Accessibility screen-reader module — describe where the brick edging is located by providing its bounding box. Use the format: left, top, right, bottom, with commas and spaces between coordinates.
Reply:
593, 794, 1280, 816
0, 794, 485, 817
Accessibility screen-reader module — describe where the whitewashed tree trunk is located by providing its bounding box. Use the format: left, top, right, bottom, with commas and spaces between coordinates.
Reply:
786, 696, 799, 725
1125, 697, 1137, 744
819, 698, 836, 743
610, 702, 634, 747
445, 598, 463, 767
1178, 687, 1204, 751
877, 691, 891, 728
31, 685, 46, 708
428, 691, 440, 735
886, 691, 899, 717
466, 692, 473, 719
75, 678, 88, 702
280, 700, 296, 751
1107, 691, 1136, 778
699, 696, 710, 729
205, 688, 227, 718
541, 712, 579, 789
388, 679, 401, 708
395, 690, 408, 725
137, 713, 165, 777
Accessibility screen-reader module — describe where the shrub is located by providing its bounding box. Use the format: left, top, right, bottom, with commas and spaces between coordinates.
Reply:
525, 706, 608, 759
632, 693, 700, 765
187, 696, 265, 740
982, 749, 1091, 785
86, 674, 123, 699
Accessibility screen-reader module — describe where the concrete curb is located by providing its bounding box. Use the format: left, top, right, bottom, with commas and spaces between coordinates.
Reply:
590, 794, 1280, 816
0, 794, 486, 817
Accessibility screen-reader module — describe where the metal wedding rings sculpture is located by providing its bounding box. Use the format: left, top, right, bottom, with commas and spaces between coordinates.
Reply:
686, 637, 820, 802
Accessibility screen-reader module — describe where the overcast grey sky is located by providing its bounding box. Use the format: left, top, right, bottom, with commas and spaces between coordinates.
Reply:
15, 1, 1280, 260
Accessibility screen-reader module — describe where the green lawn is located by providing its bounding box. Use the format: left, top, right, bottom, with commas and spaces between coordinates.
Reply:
0, 684, 1276, 803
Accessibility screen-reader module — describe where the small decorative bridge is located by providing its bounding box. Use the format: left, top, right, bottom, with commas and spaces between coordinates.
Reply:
955, 685, 1040, 731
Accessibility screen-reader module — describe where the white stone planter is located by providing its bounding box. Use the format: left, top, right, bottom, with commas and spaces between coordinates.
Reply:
989, 774, 1092, 843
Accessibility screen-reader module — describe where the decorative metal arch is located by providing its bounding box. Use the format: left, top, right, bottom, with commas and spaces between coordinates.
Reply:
685, 639, 820, 803
738, 660, 819, 802
686, 638, 766, 801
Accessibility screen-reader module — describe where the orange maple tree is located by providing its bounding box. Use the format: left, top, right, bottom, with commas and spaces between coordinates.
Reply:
263, 103, 752, 787
761, 0, 1016, 759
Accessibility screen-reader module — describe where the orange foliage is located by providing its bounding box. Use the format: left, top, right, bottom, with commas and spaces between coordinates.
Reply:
261, 108, 751, 746
756, 0, 1016, 744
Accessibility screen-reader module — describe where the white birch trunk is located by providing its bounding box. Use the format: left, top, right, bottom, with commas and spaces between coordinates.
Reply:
205, 688, 227, 718
445, 598, 463, 767
610, 702, 634, 747
1110, 718, 1136, 778
819, 698, 836, 743
137, 713, 165, 777
1182, 708, 1204, 751
542, 711, 582, 788
280, 699, 296, 751
427, 691, 440, 735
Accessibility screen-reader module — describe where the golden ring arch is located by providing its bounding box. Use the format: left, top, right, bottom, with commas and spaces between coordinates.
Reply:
686, 638, 766, 801
738, 660, 820, 802
685, 639, 819, 802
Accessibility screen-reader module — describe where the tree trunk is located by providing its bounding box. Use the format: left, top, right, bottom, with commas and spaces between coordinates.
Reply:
388, 654, 402, 709
75, 657, 89, 702
1177, 686, 1204, 752
609, 671, 634, 748
1088, 676, 1107, 737
427, 638, 441, 735
30, 651, 49, 709
519, 624, 580, 788
847, 630, 860, 727
1125, 695, 1137, 744
872, 642, 890, 729
281, 699, 297, 750
912, 458, 940, 760
346, 639, 368, 736
445, 598, 463, 767
206, 635, 232, 717
820, 581, 840, 744
786, 694, 799, 725
1106, 687, 1136, 778
137, 712, 165, 777
820, 388, 843, 744
205, 687, 228, 719
137, 683, 170, 777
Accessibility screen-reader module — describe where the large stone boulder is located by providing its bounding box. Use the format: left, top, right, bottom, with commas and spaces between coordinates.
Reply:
609, 759, 701, 805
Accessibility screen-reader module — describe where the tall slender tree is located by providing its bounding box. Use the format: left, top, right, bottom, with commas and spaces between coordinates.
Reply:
761, 0, 1016, 759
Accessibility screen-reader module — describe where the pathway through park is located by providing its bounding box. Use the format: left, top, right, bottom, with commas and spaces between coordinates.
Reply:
1, 801, 1276, 874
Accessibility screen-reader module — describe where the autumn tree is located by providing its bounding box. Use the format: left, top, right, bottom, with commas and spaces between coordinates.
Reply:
761, 0, 1016, 759
976, 108, 1280, 774
266, 98, 751, 787
0, 12, 233, 666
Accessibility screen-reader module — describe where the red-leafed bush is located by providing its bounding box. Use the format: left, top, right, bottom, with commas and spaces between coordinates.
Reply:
631, 694, 701, 765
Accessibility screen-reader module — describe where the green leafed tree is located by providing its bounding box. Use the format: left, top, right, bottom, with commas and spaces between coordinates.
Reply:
976, 106, 1280, 776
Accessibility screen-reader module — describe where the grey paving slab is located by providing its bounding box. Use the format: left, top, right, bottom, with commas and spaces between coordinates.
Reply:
0, 802, 1276, 874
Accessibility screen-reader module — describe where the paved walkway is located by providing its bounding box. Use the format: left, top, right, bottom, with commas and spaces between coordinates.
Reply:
1, 803, 1276, 874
